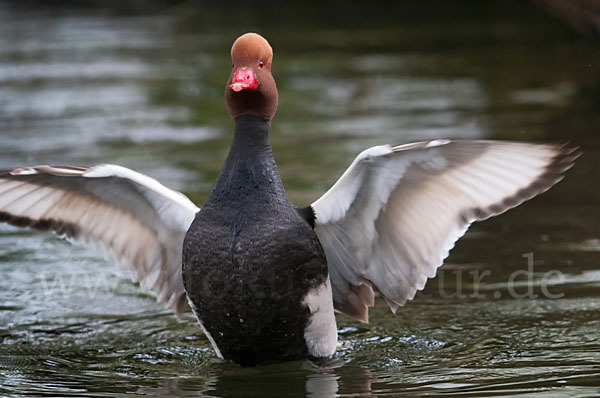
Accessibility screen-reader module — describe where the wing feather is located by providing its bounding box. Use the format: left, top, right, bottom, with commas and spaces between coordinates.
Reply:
312, 140, 579, 322
0, 164, 200, 314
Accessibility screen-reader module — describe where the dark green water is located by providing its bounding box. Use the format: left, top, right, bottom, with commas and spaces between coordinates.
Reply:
0, 1, 599, 396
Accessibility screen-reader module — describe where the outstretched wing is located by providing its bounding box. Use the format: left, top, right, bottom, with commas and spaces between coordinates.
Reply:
311, 140, 579, 322
0, 164, 199, 314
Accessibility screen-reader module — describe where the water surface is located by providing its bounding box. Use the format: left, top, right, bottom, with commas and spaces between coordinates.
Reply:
0, 1, 599, 397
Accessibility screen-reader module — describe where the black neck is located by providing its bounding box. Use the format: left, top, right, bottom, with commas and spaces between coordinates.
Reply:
231, 114, 271, 152
207, 114, 286, 205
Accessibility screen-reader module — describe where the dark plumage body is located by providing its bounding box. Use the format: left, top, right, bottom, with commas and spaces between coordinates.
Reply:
182, 115, 328, 366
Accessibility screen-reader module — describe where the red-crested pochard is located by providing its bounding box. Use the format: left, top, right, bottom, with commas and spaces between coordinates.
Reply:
0, 33, 579, 366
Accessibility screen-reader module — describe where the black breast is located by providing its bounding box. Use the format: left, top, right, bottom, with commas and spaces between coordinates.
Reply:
182, 115, 328, 366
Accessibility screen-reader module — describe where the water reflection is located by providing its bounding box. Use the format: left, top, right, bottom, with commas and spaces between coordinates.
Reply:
137, 360, 374, 398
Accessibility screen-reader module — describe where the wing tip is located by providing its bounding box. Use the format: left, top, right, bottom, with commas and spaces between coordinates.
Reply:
0, 211, 81, 238
472, 142, 580, 221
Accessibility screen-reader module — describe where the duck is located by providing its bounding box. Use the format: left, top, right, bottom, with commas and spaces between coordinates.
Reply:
0, 33, 579, 366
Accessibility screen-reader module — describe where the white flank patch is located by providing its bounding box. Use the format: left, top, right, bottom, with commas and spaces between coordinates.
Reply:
187, 296, 224, 359
302, 277, 338, 357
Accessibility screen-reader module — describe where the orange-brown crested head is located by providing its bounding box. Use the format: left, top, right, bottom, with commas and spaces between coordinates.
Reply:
226, 33, 278, 120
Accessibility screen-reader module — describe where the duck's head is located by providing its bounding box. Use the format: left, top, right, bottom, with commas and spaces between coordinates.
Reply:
226, 33, 278, 121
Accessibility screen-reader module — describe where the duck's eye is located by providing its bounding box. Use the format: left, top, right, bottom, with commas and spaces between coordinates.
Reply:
258, 61, 264, 69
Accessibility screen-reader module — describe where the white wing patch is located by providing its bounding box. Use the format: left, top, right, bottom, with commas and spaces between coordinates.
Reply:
0, 164, 200, 314
312, 140, 579, 322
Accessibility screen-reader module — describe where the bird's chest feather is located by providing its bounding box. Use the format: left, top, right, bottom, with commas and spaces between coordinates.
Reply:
185, 200, 325, 301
